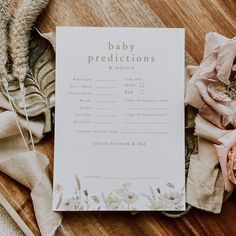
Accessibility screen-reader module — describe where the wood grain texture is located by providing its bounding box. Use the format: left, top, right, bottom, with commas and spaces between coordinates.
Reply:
0, 0, 236, 235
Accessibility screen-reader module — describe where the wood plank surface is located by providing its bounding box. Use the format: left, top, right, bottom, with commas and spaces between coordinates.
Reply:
0, 0, 236, 235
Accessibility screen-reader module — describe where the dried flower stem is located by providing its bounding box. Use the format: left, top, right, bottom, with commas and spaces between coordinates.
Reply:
0, 1, 30, 150
9, 0, 50, 150
9, 0, 50, 82
0, 0, 11, 80
0, 1, 50, 150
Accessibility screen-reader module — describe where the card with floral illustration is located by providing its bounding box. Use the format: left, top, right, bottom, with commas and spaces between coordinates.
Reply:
53, 27, 185, 211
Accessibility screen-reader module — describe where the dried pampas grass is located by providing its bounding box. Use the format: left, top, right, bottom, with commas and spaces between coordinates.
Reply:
0, 0, 11, 80
0, 0, 51, 150
9, 0, 50, 82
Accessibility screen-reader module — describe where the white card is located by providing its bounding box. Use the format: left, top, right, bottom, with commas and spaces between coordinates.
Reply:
53, 27, 185, 211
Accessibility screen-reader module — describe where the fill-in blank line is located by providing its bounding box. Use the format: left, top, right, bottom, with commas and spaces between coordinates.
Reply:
95, 108, 116, 110
95, 80, 116, 82
124, 108, 168, 110
99, 177, 161, 180
96, 101, 116, 103
119, 131, 170, 134
94, 122, 116, 124
123, 122, 168, 124
95, 86, 117, 89
96, 94, 116, 96
95, 115, 117, 117
85, 177, 160, 180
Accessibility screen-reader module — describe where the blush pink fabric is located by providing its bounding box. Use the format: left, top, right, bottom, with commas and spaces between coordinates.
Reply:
185, 33, 236, 128
215, 129, 236, 192
186, 32, 236, 213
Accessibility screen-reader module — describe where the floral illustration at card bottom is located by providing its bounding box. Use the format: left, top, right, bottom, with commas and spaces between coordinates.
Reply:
55, 176, 185, 211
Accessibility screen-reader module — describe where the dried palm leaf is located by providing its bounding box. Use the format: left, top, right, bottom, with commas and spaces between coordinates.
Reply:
1, 29, 55, 132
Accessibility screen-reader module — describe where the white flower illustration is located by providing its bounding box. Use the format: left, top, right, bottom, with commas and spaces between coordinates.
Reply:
161, 191, 184, 210
62, 190, 84, 210
102, 193, 122, 210
116, 183, 139, 206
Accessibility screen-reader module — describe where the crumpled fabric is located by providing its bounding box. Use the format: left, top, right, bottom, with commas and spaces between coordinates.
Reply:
186, 32, 236, 213
186, 115, 226, 213
0, 91, 62, 236
185, 32, 236, 128
215, 129, 236, 192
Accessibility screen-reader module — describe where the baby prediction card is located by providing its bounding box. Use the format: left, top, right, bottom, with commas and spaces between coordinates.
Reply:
53, 27, 185, 211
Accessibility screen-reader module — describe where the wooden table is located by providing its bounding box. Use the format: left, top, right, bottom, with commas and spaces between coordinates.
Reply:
1, 0, 236, 235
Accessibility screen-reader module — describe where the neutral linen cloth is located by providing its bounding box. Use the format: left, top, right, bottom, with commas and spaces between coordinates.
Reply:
0, 91, 62, 236
185, 32, 236, 128
186, 32, 236, 213
186, 115, 226, 213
